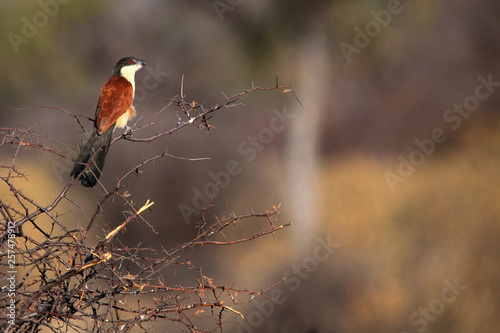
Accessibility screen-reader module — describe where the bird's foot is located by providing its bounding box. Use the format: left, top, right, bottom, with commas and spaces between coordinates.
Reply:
123, 125, 134, 137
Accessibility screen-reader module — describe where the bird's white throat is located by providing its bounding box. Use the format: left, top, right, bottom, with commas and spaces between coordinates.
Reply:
120, 63, 143, 95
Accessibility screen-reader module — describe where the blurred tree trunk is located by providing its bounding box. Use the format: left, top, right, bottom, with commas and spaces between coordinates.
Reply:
286, 31, 329, 253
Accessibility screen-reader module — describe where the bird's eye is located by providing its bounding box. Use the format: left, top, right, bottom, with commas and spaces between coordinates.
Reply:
129, 60, 134, 64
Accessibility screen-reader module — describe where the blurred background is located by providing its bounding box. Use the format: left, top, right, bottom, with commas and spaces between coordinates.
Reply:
1, 0, 500, 332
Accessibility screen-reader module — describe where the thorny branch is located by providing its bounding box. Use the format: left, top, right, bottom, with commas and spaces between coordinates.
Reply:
0, 80, 299, 332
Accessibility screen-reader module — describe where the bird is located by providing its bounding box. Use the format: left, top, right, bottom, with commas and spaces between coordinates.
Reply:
70, 56, 146, 187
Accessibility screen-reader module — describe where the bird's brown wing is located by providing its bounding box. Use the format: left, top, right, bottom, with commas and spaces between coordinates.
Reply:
95, 75, 134, 135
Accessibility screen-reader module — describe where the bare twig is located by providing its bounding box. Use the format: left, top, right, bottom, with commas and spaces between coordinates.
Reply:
0, 78, 299, 333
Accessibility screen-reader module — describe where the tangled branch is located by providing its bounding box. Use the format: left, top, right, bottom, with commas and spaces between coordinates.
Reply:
0, 80, 298, 332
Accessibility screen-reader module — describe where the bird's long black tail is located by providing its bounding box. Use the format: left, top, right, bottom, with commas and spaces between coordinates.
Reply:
70, 125, 115, 187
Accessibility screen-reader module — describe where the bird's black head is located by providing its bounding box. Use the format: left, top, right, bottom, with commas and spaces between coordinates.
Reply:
112, 56, 146, 76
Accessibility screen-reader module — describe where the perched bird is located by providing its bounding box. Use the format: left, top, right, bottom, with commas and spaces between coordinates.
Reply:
71, 56, 146, 187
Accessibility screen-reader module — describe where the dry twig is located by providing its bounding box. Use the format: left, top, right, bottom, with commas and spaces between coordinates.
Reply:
0, 80, 299, 332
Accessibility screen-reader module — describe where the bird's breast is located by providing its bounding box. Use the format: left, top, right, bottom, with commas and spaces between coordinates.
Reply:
115, 105, 136, 129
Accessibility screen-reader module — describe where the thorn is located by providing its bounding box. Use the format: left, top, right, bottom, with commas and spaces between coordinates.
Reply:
180, 74, 185, 99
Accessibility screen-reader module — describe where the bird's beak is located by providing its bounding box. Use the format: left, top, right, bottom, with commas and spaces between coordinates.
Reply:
139, 59, 146, 66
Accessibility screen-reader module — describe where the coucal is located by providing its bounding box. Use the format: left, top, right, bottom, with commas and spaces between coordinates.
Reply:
71, 56, 146, 187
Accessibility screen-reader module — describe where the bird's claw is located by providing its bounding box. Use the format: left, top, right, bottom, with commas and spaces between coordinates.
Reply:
123, 125, 134, 137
